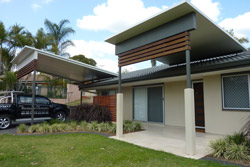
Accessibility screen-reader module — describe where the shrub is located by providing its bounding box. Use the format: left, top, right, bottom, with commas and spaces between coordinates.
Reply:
226, 132, 248, 145
69, 121, 78, 130
224, 143, 250, 160
37, 123, 51, 133
57, 123, 67, 132
51, 124, 61, 133
134, 122, 143, 131
123, 121, 134, 133
48, 119, 61, 125
28, 124, 39, 133
17, 124, 28, 133
79, 121, 88, 131
88, 121, 98, 131
209, 138, 228, 158
107, 123, 116, 134
69, 103, 112, 123
98, 122, 109, 132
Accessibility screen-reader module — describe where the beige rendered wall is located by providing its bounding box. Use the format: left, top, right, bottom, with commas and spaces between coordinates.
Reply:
122, 87, 133, 120
203, 75, 250, 135
67, 84, 81, 102
164, 81, 186, 127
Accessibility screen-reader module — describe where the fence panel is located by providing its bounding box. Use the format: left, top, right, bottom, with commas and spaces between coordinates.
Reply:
93, 95, 116, 122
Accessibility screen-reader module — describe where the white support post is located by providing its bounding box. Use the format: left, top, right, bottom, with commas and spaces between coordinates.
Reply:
184, 88, 196, 155
116, 93, 123, 138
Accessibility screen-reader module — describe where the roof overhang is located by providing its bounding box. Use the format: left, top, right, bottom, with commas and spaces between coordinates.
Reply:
12, 46, 117, 82
106, 1, 247, 65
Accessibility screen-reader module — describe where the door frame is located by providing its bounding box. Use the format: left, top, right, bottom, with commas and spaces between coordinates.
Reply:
192, 80, 205, 131
133, 84, 165, 125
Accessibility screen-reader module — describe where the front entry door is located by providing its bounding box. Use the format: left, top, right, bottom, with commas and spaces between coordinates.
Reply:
193, 82, 205, 132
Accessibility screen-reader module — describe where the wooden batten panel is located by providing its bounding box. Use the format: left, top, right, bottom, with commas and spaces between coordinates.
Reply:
117, 32, 191, 67
119, 46, 190, 67
119, 41, 190, 64
17, 59, 38, 79
119, 32, 190, 57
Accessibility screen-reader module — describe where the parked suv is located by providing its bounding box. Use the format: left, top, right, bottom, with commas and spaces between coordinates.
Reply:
0, 92, 70, 129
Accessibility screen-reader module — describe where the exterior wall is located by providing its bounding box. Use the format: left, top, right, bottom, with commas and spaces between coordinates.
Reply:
67, 84, 81, 103
203, 75, 250, 135
164, 81, 186, 127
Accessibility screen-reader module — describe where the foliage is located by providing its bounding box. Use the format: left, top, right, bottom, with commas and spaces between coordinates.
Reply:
123, 120, 134, 132
70, 54, 96, 66
107, 122, 116, 134
79, 121, 88, 130
44, 19, 75, 56
28, 124, 39, 133
227, 29, 249, 44
69, 121, 78, 130
37, 123, 51, 133
98, 122, 109, 132
134, 122, 143, 131
33, 28, 50, 50
88, 121, 99, 131
2, 71, 17, 90
69, 103, 112, 123
17, 124, 28, 133
209, 132, 250, 160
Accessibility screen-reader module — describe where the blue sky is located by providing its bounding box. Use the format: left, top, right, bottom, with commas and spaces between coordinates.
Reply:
0, 0, 250, 72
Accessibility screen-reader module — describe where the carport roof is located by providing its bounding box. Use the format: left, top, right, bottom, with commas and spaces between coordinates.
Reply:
12, 46, 117, 82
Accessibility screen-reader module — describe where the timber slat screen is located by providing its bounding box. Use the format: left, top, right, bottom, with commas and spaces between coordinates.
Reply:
118, 32, 191, 67
17, 59, 38, 79
93, 95, 116, 122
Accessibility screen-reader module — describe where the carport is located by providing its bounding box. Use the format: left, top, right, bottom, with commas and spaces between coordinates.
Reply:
11, 46, 117, 124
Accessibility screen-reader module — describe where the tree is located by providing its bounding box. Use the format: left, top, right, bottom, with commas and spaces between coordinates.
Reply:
0, 21, 7, 75
70, 54, 96, 66
44, 19, 75, 57
33, 28, 50, 50
2, 71, 17, 90
227, 29, 249, 44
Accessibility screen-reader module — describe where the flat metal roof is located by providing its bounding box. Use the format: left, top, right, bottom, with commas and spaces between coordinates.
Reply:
106, 1, 247, 65
12, 46, 117, 82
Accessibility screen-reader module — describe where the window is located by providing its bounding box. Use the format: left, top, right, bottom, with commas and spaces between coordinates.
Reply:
36, 97, 50, 104
20, 96, 32, 104
222, 74, 250, 110
101, 90, 115, 96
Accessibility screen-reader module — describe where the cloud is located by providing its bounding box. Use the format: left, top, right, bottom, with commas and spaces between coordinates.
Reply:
77, 0, 166, 33
31, 3, 41, 11
0, 0, 11, 3
219, 12, 250, 38
66, 40, 136, 73
190, 0, 221, 22
43, 0, 53, 4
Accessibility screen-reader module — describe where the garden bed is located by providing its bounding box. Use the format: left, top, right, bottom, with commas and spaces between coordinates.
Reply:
203, 155, 250, 167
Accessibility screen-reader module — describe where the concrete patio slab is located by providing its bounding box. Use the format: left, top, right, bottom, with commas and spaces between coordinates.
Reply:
110, 123, 223, 159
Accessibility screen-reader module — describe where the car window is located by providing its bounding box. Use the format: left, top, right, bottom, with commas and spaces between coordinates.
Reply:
36, 97, 50, 104
20, 96, 32, 104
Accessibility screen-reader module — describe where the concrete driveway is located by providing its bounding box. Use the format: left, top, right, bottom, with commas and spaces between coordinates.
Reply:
0, 126, 17, 134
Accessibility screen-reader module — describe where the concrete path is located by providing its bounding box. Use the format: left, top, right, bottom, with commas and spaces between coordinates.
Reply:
111, 123, 222, 159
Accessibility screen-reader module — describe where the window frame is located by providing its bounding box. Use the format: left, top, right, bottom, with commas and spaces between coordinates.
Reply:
35, 96, 51, 105
221, 73, 250, 111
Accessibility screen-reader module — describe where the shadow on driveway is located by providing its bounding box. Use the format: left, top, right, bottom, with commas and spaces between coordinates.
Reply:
0, 125, 17, 134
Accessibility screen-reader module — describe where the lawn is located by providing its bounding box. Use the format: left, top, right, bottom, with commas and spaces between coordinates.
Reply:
0, 133, 233, 167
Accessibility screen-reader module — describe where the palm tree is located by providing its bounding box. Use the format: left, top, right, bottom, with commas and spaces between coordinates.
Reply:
0, 21, 7, 75
33, 28, 50, 50
44, 19, 75, 57
2, 71, 17, 91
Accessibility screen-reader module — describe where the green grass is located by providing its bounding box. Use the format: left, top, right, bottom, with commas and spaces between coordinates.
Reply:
0, 133, 233, 167
66, 99, 80, 106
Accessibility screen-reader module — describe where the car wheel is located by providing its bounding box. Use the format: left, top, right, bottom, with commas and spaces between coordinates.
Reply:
55, 111, 66, 122
0, 115, 11, 130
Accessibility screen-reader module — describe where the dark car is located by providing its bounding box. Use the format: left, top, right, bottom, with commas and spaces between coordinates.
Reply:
0, 93, 70, 129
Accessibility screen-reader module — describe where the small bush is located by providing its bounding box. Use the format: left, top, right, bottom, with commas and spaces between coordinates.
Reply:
79, 121, 88, 131
69, 121, 78, 130
17, 124, 28, 133
123, 121, 134, 133
210, 138, 228, 158
224, 143, 250, 160
51, 124, 60, 133
28, 124, 39, 133
69, 103, 112, 123
37, 123, 51, 133
226, 132, 248, 145
88, 121, 98, 131
107, 123, 116, 134
134, 122, 143, 131
98, 122, 109, 132
57, 123, 67, 132
48, 119, 61, 125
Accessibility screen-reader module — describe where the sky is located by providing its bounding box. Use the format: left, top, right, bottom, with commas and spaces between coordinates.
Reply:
0, 0, 250, 73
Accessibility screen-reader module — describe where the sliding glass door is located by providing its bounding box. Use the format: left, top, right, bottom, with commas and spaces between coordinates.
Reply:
133, 86, 163, 123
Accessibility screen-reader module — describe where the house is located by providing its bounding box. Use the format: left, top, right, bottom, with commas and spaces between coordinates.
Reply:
12, 1, 250, 157
78, 1, 250, 155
